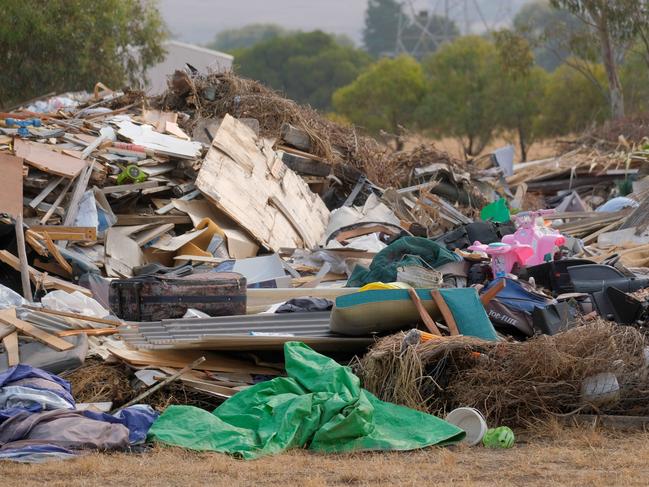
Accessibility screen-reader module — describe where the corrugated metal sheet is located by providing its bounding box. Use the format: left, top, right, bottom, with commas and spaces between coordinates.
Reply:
118, 312, 374, 352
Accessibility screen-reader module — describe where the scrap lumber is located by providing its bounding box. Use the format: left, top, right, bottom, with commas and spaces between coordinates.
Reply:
0, 308, 73, 351
62, 160, 94, 228
14, 139, 87, 178
15, 215, 33, 301
431, 290, 460, 336
0, 250, 91, 296
39, 177, 74, 224
28, 176, 64, 209
115, 214, 192, 226
42, 232, 72, 274
57, 328, 118, 337
407, 288, 441, 336
280, 123, 312, 151
29, 226, 97, 242
0, 323, 16, 341
2, 332, 19, 366
100, 181, 159, 194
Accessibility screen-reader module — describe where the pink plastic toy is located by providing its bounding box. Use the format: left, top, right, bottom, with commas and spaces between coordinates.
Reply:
468, 241, 534, 278
502, 210, 565, 266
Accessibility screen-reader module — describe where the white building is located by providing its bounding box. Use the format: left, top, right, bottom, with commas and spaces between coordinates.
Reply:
146, 40, 234, 94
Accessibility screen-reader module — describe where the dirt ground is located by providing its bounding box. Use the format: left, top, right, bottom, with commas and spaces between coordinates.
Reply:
3, 424, 649, 487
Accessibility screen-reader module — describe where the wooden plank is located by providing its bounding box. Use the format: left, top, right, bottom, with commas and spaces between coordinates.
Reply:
28, 176, 64, 209
582, 220, 622, 245
57, 328, 118, 337
30, 226, 97, 242
407, 288, 441, 336
177, 377, 237, 398
100, 181, 159, 194
280, 123, 312, 151
196, 115, 330, 251
480, 279, 506, 306
39, 177, 74, 224
431, 290, 460, 336
134, 223, 174, 247
0, 323, 16, 341
155, 189, 200, 215
14, 139, 86, 178
42, 233, 73, 274
33, 259, 72, 278
0, 154, 24, 217
116, 214, 192, 226
61, 160, 93, 229
15, 215, 33, 301
3, 332, 19, 366
0, 250, 91, 296
0, 309, 73, 351
276, 144, 327, 164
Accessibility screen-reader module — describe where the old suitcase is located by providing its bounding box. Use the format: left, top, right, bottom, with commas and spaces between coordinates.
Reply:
108, 272, 246, 321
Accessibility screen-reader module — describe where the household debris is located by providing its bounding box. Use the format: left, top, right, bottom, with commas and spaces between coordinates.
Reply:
0, 70, 648, 462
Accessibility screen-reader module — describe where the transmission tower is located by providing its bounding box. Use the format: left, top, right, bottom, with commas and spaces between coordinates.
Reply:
395, 0, 516, 58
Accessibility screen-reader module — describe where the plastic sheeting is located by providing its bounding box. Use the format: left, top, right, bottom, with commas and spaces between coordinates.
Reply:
149, 342, 464, 459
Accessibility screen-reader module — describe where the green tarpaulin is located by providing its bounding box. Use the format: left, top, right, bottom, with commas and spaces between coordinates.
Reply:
148, 342, 464, 459
347, 236, 461, 287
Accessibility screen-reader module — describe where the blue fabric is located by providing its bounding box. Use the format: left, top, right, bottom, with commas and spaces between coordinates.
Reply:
482, 278, 552, 313
0, 366, 75, 423
0, 444, 77, 463
439, 288, 498, 341
114, 405, 159, 444
0, 365, 74, 406
83, 405, 159, 445
0, 407, 41, 423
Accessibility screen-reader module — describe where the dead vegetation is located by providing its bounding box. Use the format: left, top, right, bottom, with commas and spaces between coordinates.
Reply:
3, 426, 649, 487
358, 320, 648, 426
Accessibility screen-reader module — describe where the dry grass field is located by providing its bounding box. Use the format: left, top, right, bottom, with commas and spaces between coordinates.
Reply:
3, 423, 649, 487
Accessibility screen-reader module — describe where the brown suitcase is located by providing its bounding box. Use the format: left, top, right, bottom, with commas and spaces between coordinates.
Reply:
109, 272, 246, 321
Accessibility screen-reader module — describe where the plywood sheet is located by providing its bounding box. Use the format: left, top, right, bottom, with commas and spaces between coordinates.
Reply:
195, 115, 330, 251
14, 139, 86, 178
0, 153, 24, 217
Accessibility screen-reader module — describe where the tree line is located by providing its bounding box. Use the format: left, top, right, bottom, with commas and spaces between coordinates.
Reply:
3, 0, 649, 161
217, 0, 649, 159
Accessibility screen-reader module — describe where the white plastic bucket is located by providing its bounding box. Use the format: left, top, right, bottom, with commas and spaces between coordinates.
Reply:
445, 407, 488, 446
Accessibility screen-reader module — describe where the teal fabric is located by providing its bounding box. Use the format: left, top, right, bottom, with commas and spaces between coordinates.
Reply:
336, 288, 434, 308
347, 237, 461, 287
439, 288, 498, 340
148, 342, 465, 459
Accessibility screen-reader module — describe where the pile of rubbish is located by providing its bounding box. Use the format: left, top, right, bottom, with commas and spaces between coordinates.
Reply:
0, 71, 649, 460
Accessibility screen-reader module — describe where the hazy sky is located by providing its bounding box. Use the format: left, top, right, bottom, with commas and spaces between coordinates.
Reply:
158, 0, 527, 46
159, 0, 368, 44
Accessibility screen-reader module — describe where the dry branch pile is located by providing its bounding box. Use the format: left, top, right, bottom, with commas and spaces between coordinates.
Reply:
357, 320, 648, 426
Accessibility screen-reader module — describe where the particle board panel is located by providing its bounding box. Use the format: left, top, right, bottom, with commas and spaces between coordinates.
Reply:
14, 139, 86, 178
0, 153, 24, 217
195, 114, 330, 251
